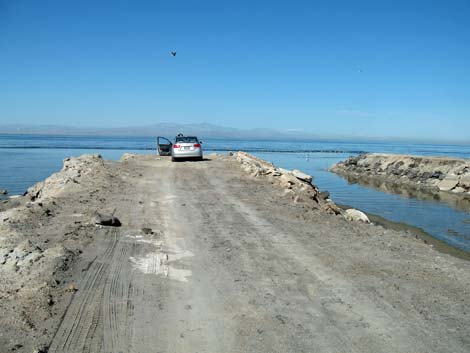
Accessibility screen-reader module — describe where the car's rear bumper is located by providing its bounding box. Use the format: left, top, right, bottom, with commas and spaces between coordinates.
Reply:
172, 150, 203, 158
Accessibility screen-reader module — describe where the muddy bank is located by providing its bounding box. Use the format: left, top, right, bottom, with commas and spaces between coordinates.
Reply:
331, 153, 470, 199
1, 152, 469, 353
336, 202, 470, 261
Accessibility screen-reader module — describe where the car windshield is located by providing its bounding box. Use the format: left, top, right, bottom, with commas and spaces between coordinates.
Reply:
175, 136, 198, 143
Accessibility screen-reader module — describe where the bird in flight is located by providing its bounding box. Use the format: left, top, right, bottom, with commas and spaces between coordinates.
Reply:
171, 51, 177, 57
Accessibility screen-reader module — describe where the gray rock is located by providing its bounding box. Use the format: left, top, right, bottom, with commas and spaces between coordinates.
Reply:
319, 191, 330, 200
0, 189, 7, 195
430, 171, 443, 179
420, 172, 431, 180
92, 212, 121, 227
459, 175, 470, 188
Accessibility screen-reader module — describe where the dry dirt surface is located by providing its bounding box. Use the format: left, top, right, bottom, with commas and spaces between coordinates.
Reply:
1, 153, 469, 353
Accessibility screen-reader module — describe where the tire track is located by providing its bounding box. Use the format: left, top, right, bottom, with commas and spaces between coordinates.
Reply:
49, 229, 119, 353
101, 240, 135, 352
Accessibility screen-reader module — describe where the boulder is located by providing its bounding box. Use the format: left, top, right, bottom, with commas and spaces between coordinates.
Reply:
344, 209, 370, 223
0, 189, 7, 195
459, 175, 470, 188
292, 169, 313, 183
437, 178, 459, 191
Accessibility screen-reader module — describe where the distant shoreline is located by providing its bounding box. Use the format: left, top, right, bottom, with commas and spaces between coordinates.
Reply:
1, 129, 470, 146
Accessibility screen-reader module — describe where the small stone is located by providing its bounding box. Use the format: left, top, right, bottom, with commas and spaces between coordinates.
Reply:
0, 189, 7, 195
92, 212, 121, 227
47, 295, 54, 306
142, 227, 153, 234
66, 283, 78, 292
280, 174, 299, 188
32, 345, 49, 353
324, 201, 342, 215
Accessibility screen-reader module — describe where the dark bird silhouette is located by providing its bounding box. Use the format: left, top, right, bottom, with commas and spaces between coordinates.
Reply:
171, 51, 177, 57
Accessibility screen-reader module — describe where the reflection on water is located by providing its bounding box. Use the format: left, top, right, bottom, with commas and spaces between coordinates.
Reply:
337, 172, 470, 213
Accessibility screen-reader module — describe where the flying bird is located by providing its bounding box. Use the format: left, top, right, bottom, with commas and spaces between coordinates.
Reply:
171, 51, 177, 57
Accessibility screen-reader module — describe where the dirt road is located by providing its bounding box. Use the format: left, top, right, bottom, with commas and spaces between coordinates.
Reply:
1, 154, 469, 353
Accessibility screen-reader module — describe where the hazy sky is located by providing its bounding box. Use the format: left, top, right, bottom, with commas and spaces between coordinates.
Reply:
1, 0, 469, 141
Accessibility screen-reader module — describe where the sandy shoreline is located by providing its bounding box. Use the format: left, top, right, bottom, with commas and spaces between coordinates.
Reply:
1, 152, 469, 352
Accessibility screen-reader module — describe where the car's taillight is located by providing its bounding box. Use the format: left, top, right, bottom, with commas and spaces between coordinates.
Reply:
174, 144, 180, 148
194, 143, 201, 148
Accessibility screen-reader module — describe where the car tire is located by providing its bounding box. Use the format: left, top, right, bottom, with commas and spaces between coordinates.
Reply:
171, 157, 176, 162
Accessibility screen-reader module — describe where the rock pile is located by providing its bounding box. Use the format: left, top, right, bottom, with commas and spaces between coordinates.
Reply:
331, 153, 470, 196
232, 152, 344, 215
26, 154, 105, 201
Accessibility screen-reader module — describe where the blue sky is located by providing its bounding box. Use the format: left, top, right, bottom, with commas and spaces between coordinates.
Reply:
1, 0, 469, 141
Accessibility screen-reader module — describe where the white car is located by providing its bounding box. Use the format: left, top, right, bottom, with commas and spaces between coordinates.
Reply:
171, 135, 203, 161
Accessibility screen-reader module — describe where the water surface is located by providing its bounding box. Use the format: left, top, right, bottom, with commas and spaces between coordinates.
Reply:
1, 134, 470, 251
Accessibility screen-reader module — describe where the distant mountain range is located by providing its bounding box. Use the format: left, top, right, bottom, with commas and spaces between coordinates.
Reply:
0, 123, 332, 141
1, 123, 467, 144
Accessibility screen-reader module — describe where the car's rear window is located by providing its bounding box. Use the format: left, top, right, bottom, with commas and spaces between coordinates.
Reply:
175, 136, 198, 143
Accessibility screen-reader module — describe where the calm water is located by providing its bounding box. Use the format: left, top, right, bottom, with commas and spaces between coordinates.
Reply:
1, 134, 470, 252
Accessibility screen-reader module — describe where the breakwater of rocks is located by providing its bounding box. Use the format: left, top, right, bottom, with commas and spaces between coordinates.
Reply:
331, 153, 470, 197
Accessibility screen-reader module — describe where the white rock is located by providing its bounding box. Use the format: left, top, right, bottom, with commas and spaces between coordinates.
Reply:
344, 209, 370, 223
437, 178, 459, 191
279, 173, 299, 187
292, 169, 313, 183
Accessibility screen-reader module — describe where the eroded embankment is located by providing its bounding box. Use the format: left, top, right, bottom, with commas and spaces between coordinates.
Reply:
331, 153, 470, 197
0, 154, 116, 352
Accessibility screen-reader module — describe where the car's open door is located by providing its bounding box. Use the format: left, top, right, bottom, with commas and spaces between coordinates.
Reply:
157, 136, 172, 156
